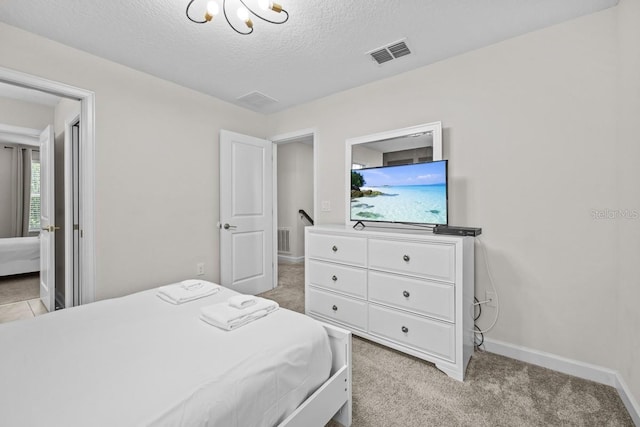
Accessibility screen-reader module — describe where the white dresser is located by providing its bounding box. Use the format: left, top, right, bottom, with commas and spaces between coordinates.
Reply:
305, 225, 474, 381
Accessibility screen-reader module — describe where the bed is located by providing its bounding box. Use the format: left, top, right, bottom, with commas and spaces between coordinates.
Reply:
0, 236, 40, 276
0, 285, 352, 427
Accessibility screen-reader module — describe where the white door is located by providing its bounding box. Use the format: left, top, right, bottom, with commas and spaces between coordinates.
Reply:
220, 130, 273, 295
39, 125, 55, 312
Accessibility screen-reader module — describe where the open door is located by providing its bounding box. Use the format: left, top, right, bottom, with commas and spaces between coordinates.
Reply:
219, 130, 273, 295
39, 125, 56, 312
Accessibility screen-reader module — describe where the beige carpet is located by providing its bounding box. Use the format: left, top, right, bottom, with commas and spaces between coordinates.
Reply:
260, 263, 633, 427
0, 273, 39, 306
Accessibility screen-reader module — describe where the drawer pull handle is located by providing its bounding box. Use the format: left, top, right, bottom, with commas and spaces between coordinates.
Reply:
332, 245, 338, 252
332, 305, 338, 312
331, 275, 338, 282
401, 326, 409, 333
403, 290, 410, 298
403, 254, 410, 262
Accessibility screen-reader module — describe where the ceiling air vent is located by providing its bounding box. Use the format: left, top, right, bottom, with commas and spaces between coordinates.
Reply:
370, 49, 394, 65
367, 39, 412, 65
237, 91, 278, 109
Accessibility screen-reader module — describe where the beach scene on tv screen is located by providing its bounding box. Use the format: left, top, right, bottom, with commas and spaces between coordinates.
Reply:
351, 161, 447, 225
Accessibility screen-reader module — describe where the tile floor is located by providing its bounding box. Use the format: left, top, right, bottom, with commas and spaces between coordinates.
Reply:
0, 298, 48, 324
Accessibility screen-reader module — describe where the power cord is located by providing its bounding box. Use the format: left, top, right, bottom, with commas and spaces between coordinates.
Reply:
473, 236, 500, 335
474, 324, 484, 348
473, 296, 484, 349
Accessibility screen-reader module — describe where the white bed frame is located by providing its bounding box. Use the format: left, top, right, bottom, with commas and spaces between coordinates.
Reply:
279, 322, 353, 427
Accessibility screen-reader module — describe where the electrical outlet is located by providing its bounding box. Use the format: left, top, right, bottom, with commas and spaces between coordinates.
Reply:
196, 262, 205, 276
485, 290, 496, 308
321, 201, 331, 212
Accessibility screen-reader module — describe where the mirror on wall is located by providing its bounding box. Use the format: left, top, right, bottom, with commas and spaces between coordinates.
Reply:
352, 132, 434, 169
344, 121, 443, 225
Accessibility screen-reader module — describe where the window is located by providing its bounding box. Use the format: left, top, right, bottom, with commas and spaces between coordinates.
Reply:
28, 160, 41, 232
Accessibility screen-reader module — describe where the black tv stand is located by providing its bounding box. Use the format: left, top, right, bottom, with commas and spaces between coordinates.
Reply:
353, 221, 366, 230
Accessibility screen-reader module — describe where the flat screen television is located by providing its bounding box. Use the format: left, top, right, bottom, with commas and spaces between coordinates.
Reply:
350, 160, 448, 226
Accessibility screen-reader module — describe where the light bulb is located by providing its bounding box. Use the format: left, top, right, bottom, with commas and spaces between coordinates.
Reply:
204, 1, 219, 21
206, 1, 219, 16
258, 0, 270, 10
237, 7, 249, 21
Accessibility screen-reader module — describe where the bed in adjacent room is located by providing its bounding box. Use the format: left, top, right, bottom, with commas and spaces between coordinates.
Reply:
0, 284, 352, 427
0, 236, 40, 276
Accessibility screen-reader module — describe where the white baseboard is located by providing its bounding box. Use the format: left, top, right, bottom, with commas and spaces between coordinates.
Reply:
483, 338, 618, 386
278, 255, 304, 264
615, 373, 640, 426
483, 338, 639, 425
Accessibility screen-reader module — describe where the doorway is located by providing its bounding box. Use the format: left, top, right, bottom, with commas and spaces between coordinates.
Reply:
272, 130, 316, 299
274, 133, 315, 265
0, 105, 80, 321
0, 66, 96, 321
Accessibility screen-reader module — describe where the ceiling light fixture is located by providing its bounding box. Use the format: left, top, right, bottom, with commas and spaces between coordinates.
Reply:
186, 0, 289, 35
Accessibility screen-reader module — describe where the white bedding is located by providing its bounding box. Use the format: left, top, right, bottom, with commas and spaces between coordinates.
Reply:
0, 236, 40, 276
0, 286, 332, 427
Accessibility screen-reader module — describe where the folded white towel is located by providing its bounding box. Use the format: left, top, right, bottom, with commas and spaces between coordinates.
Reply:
200, 297, 279, 331
157, 280, 221, 304
227, 294, 257, 309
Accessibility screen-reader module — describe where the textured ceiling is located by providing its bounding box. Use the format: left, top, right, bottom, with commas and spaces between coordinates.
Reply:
0, 0, 619, 114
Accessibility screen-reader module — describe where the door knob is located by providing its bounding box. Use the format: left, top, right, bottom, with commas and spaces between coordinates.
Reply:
223, 223, 237, 230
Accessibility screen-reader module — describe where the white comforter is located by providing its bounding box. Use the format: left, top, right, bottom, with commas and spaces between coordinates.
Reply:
0, 236, 40, 275
0, 286, 332, 427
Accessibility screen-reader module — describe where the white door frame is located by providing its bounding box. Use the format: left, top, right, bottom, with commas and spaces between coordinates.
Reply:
39, 125, 55, 312
269, 128, 318, 286
0, 123, 41, 146
0, 66, 96, 305
64, 114, 81, 308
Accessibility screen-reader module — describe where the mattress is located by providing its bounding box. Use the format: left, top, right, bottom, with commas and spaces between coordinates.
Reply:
0, 236, 40, 275
0, 286, 332, 427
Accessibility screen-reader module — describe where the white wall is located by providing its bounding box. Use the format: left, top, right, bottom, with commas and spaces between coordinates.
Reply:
277, 141, 314, 260
615, 0, 640, 409
267, 6, 628, 383
351, 144, 382, 168
54, 98, 81, 138
0, 97, 54, 130
0, 22, 268, 299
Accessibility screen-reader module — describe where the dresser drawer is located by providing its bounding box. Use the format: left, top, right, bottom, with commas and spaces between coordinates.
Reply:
308, 288, 367, 331
369, 239, 455, 282
308, 260, 367, 298
368, 271, 454, 322
307, 233, 366, 266
368, 304, 455, 362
